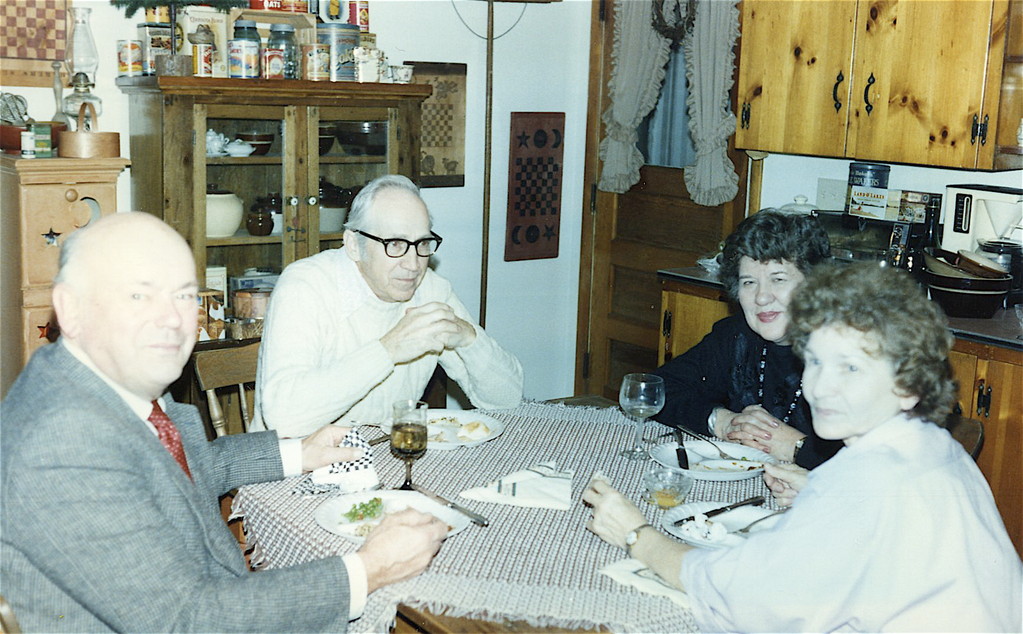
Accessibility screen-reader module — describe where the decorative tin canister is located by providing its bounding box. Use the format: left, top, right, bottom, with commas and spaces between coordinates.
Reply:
302, 44, 330, 81
317, 23, 359, 82
228, 39, 260, 78
117, 40, 143, 76
192, 42, 214, 77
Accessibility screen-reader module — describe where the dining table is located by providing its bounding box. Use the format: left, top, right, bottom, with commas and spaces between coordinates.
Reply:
232, 400, 775, 633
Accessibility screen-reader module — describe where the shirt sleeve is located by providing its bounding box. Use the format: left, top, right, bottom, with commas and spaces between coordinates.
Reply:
278, 437, 303, 476
437, 289, 524, 409
342, 554, 368, 620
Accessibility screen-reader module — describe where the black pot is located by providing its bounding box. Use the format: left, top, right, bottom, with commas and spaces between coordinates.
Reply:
922, 268, 1012, 293
928, 284, 1007, 319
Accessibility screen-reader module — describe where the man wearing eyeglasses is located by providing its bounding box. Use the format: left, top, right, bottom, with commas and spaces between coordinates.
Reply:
252, 174, 523, 437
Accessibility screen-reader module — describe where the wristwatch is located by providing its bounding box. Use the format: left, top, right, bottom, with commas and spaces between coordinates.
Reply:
625, 523, 654, 557
792, 436, 806, 462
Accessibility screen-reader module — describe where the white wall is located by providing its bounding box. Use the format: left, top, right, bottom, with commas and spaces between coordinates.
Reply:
758, 154, 1022, 215
5, 0, 591, 403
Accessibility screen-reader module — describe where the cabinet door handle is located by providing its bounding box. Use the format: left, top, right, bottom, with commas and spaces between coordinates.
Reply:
286, 196, 299, 207
975, 379, 986, 416
863, 73, 875, 115
832, 71, 844, 113
65, 188, 79, 202
982, 384, 993, 418
307, 196, 318, 206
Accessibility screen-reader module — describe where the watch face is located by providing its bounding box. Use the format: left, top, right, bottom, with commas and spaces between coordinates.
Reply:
626, 530, 638, 546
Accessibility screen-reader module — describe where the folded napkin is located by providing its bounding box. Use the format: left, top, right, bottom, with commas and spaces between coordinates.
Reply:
600, 558, 690, 609
460, 461, 573, 510
292, 428, 378, 496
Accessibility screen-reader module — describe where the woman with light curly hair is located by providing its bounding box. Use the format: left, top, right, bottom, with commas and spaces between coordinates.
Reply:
584, 263, 1021, 632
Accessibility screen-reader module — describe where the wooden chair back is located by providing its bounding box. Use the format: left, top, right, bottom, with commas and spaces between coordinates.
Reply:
944, 414, 984, 460
193, 342, 260, 437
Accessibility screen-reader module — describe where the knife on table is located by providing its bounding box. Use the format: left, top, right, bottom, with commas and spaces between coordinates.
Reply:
672, 428, 689, 469
672, 495, 765, 526
411, 484, 490, 527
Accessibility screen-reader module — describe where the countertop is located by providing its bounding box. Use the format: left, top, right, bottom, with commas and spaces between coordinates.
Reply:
659, 266, 1023, 351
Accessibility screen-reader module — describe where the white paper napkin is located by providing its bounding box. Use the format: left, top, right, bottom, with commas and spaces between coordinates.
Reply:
600, 558, 690, 608
293, 428, 379, 496
459, 461, 573, 510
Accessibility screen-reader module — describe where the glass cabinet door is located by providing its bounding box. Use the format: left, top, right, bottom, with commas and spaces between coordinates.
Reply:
196, 103, 300, 285
307, 105, 400, 253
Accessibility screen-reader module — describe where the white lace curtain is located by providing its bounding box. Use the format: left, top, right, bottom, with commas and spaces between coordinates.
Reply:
597, 0, 740, 207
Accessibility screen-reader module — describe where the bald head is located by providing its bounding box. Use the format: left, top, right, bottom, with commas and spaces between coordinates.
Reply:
53, 212, 199, 400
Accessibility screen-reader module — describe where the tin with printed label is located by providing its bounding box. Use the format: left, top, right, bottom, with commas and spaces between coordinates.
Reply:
302, 44, 330, 81
228, 39, 260, 79
117, 40, 143, 76
192, 42, 214, 77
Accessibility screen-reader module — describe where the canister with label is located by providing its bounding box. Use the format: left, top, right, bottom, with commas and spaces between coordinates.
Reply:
117, 40, 143, 76
302, 43, 330, 81
228, 19, 260, 79
317, 22, 359, 82
137, 23, 172, 76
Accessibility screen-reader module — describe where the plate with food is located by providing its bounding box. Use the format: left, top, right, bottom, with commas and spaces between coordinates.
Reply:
421, 409, 504, 450
314, 489, 470, 544
661, 501, 783, 549
650, 440, 775, 481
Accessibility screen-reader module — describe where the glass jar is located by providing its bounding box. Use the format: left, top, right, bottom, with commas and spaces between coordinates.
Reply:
62, 72, 103, 130
229, 19, 261, 79
268, 24, 299, 79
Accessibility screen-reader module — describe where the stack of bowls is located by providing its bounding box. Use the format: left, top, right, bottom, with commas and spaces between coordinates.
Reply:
923, 248, 1011, 318
235, 132, 274, 155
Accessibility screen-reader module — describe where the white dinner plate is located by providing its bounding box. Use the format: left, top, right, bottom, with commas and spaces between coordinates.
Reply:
662, 501, 782, 549
649, 440, 776, 481
372, 410, 505, 450
314, 489, 470, 544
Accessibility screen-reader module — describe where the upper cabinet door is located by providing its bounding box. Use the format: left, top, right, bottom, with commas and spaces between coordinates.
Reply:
847, 0, 999, 167
735, 0, 858, 156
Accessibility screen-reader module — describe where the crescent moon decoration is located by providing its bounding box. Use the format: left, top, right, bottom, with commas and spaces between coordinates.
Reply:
505, 112, 565, 262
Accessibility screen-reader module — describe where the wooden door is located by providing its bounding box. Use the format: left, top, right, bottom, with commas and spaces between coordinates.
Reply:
734, 0, 857, 156
576, 1, 747, 400
847, 0, 1002, 167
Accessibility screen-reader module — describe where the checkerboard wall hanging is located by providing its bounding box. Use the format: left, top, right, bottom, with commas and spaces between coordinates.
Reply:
504, 112, 564, 262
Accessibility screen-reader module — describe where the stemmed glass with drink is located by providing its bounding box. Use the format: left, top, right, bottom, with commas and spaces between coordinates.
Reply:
619, 373, 665, 460
390, 399, 428, 490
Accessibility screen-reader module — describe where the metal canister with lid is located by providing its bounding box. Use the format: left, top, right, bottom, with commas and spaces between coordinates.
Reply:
317, 22, 359, 82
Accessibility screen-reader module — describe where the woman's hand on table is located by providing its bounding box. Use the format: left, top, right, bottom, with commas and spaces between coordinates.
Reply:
358, 508, 449, 593
581, 477, 647, 550
763, 462, 808, 507
300, 425, 364, 472
714, 405, 805, 461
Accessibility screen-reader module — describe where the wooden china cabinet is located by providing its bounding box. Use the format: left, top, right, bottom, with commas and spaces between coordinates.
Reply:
117, 76, 431, 286
735, 0, 1022, 170
0, 156, 129, 398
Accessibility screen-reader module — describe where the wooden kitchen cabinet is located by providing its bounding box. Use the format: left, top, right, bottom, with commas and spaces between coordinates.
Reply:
735, 0, 1022, 170
117, 77, 430, 286
949, 340, 1023, 557
0, 156, 129, 397
659, 276, 732, 365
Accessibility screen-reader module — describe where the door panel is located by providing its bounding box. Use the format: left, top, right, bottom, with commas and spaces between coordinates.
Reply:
734, 0, 856, 155
577, 0, 747, 401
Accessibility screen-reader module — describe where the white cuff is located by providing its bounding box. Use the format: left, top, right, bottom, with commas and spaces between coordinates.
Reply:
279, 437, 304, 477
342, 553, 368, 620
707, 409, 717, 435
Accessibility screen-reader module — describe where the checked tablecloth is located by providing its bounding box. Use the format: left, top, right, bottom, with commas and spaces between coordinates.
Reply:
233, 401, 771, 633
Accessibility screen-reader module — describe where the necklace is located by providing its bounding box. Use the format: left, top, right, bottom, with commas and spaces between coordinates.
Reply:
757, 344, 803, 425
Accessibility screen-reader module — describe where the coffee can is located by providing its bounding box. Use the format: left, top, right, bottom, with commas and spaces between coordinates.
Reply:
261, 48, 285, 79
192, 42, 214, 77
117, 40, 143, 76
302, 43, 330, 81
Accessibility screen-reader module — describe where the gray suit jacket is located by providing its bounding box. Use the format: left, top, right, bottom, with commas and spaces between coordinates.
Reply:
1, 343, 351, 632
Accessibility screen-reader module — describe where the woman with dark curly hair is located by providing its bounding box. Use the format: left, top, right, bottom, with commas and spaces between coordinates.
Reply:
584, 263, 1020, 632
653, 210, 842, 468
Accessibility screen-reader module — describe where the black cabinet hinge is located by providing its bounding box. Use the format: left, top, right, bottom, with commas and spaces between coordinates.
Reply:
971, 114, 989, 146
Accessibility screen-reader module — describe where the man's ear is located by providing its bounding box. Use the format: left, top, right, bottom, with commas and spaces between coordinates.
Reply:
343, 229, 361, 261
51, 282, 82, 339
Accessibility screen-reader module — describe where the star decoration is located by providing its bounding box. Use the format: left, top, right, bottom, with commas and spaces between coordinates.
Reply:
37, 322, 59, 341
42, 228, 62, 246
516, 131, 530, 148
543, 225, 557, 240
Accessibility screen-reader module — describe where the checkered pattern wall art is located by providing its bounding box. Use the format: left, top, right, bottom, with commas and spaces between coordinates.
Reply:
407, 61, 467, 188
505, 112, 565, 262
1, 0, 68, 87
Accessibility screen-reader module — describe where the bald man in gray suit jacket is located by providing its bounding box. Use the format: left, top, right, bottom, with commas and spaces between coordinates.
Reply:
1, 213, 447, 632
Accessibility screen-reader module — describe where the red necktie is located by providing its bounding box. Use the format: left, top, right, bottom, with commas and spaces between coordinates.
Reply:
148, 400, 192, 479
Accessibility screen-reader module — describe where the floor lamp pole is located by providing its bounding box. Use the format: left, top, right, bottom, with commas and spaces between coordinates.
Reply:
480, 0, 495, 328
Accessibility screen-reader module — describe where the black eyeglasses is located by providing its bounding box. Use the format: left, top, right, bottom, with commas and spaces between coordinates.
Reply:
354, 230, 443, 258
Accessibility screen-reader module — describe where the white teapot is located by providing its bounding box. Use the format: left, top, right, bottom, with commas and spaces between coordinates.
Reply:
206, 129, 229, 156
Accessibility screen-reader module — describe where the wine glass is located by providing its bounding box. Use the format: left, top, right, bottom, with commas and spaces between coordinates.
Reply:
619, 373, 665, 460
390, 399, 428, 490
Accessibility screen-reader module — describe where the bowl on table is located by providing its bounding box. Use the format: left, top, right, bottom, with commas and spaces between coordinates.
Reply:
641, 466, 693, 509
